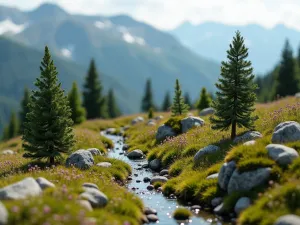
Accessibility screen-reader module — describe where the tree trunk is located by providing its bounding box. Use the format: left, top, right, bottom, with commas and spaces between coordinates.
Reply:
231, 120, 236, 140
50, 156, 55, 164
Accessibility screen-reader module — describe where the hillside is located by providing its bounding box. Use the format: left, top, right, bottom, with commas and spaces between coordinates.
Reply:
170, 21, 300, 74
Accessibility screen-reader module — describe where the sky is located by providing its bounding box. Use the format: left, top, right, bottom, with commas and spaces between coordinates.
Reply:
1, 0, 300, 30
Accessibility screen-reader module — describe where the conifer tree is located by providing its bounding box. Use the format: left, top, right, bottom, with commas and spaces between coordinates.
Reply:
2, 126, 9, 141
68, 82, 86, 125
148, 107, 154, 119
210, 31, 257, 140
83, 59, 106, 119
171, 79, 189, 116
6, 112, 19, 139
107, 88, 121, 118
275, 40, 298, 97
298, 44, 300, 68
19, 88, 31, 132
161, 91, 171, 111
22, 46, 74, 164
184, 92, 193, 109
197, 87, 212, 110
141, 79, 155, 112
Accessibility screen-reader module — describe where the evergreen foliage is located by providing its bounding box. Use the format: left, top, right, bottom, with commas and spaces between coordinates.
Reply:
275, 40, 299, 97
68, 82, 86, 125
171, 79, 189, 116
210, 31, 258, 140
298, 44, 300, 68
197, 87, 212, 110
184, 92, 193, 109
148, 107, 154, 119
161, 91, 171, 112
22, 46, 75, 164
107, 88, 121, 118
141, 79, 156, 112
19, 88, 31, 132
83, 59, 107, 119
2, 111, 19, 140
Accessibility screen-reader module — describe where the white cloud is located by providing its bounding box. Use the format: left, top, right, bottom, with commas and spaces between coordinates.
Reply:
0, 18, 27, 35
1, 0, 300, 30
94, 20, 112, 29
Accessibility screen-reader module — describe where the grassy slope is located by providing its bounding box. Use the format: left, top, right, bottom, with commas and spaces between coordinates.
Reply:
124, 97, 300, 224
0, 122, 144, 225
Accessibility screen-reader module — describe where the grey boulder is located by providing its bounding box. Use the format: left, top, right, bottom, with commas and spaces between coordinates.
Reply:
150, 176, 168, 184
227, 168, 271, 194
0, 201, 8, 225
233, 131, 262, 144
214, 203, 226, 215
243, 140, 256, 146
127, 150, 144, 159
159, 169, 169, 176
149, 159, 161, 171
83, 183, 99, 190
78, 199, 93, 211
181, 116, 205, 133
218, 161, 236, 190
272, 121, 300, 144
36, 177, 55, 190
87, 148, 102, 156
0, 177, 42, 200
97, 162, 112, 168
211, 197, 223, 208
266, 144, 299, 166
80, 188, 108, 208
105, 128, 116, 134
194, 145, 220, 163
234, 197, 251, 215
199, 107, 215, 116
156, 125, 176, 143
131, 116, 144, 125
206, 173, 219, 179
1, 150, 14, 155
66, 150, 94, 169
274, 215, 300, 225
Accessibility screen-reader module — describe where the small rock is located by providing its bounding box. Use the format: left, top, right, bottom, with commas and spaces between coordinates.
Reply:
218, 161, 236, 190
66, 150, 94, 169
142, 164, 149, 168
106, 128, 116, 134
128, 176, 133, 181
199, 107, 215, 116
194, 145, 220, 163
157, 187, 163, 192
191, 205, 201, 210
144, 207, 157, 215
147, 214, 159, 222
141, 214, 149, 224
274, 215, 300, 225
155, 115, 164, 121
122, 144, 129, 151
80, 188, 108, 208
131, 116, 144, 125
127, 150, 144, 159
272, 121, 300, 143
233, 131, 262, 144
147, 120, 156, 126
211, 197, 223, 208
156, 125, 176, 143
234, 197, 251, 215
266, 144, 299, 166
83, 183, 99, 190
159, 169, 169, 176
0, 201, 8, 225
181, 116, 205, 133
35, 177, 55, 190
150, 176, 168, 184
87, 148, 102, 156
0, 177, 42, 200
295, 93, 300, 98
149, 159, 161, 171
78, 200, 93, 211
214, 203, 226, 215
97, 162, 112, 168
243, 140, 256, 146
1, 150, 14, 155
147, 185, 154, 191
206, 173, 219, 179
143, 177, 151, 183
136, 180, 141, 183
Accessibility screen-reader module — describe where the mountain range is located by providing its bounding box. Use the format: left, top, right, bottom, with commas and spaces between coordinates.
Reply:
170, 21, 300, 74
0, 3, 221, 133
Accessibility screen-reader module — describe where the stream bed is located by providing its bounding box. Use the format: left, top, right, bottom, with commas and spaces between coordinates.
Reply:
103, 133, 225, 225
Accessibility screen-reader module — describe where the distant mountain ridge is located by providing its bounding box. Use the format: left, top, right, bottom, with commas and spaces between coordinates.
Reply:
170, 21, 300, 74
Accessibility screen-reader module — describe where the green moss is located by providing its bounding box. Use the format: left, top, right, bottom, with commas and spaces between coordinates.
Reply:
164, 116, 184, 134
238, 158, 275, 173
169, 157, 193, 177
153, 182, 163, 189
173, 208, 192, 220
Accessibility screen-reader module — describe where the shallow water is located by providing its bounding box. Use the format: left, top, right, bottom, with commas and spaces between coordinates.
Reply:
104, 133, 226, 225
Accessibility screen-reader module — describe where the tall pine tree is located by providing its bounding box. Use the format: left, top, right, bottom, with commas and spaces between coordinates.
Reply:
83, 59, 107, 119
20, 88, 31, 132
68, 82, 86, 125
141, 79, 155, 112
210, 31, 257, 140
275, 40, 298, 97
107, 88, 121, 118
22, 46, 75, 164
184, 92, 193, 109
161, 91, 171, 111
197, 87, 211, 110
171, 79, 189, 116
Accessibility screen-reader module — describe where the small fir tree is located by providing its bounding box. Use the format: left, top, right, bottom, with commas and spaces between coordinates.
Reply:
275, 40, 298, 97
197, 87, 211, 110
210, 31, 258, 140
107, 88, 121, 118
19, 88, 31, 132
2, 126, 9, 141
68, 82, 86, 125
148, 107, 154, 119
8, 112, 19, 139
171, 79, 189, 116
83, 59, 107, 119
22, 46, 75, 164
184, 92, 193, 109
141, 79, 155, 112
161, 91, 171, 111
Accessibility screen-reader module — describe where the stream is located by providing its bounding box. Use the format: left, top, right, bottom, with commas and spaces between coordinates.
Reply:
103, 133, 225, 225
